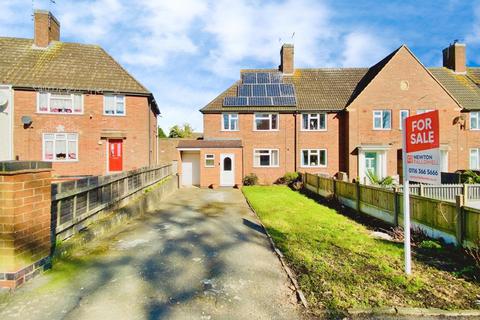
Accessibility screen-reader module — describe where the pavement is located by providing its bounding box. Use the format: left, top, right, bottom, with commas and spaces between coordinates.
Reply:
0, 187, 302, 320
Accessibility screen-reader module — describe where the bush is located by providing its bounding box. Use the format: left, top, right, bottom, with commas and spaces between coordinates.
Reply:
243, 173, 258, 186
277, 172, 300, 185
419, 240, 442, 249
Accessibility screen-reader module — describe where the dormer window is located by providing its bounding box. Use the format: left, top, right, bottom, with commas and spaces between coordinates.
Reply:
104, 94, 126, 116
37, 92, 83, 114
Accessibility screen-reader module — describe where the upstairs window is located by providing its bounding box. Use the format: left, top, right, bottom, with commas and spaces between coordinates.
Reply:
37, 92, 83, 114
43, 133, 78, 162
471, 112, 480, 130
416, 109, 433, 114
254, 113, 278, 131
399, 110, 409, 130
222, 113, 239, 131
373, 110, 391, 130
104, 95, 125, 116
302, 113, 326, 131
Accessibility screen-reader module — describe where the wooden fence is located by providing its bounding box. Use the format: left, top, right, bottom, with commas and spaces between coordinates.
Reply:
52, 164, 177, 240
304, 173, 479, 247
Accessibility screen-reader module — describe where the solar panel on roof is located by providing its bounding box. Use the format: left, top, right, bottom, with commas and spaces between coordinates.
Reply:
249, 97, 272, 106
256, 73, 270, 83
280, 84, 295, 96
238, 85, 252, 96
242, 73, 257, 84
270, 73, 282, 83
266, 84, 281, 96
272, 96, 296, 106
223, 97, 248, 106
252, 84, 267, 96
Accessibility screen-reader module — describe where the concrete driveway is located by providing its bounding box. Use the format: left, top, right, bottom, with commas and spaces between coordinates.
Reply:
0, 187, 302, 320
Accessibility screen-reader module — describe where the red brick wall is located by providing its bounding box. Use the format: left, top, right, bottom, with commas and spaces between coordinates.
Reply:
203, 113, 295, 184
0, 167, 51, 288
346, 47, 465, 181
13, 90, 157, 177
199, 148, 243, 188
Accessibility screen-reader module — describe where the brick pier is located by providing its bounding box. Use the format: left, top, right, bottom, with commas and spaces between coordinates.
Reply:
0, 161, 52, 289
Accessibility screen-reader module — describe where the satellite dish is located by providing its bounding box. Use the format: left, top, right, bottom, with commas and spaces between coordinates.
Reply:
21, 116, 32, 125
0, 92, 8, 112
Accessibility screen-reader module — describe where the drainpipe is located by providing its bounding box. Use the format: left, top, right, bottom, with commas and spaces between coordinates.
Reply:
294, 112, 298, 171
148, 101, 151, 167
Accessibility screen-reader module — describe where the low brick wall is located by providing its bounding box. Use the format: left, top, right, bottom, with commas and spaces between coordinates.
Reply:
0, 161, 52, 289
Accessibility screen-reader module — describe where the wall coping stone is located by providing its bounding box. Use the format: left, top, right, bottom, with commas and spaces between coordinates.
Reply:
0, 161, 52, 173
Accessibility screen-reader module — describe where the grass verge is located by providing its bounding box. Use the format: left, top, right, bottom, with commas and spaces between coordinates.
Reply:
242, 185, 480, 317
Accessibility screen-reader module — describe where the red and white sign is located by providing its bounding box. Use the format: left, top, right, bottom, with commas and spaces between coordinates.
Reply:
404, 110, 440, 184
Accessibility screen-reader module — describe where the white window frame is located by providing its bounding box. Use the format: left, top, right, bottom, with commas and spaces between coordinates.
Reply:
300, 149, 327, 168
37, 92, 84, 114
399, 109, 409, 130
471, 112, 480, 130
470, 148, 480, 170
301, 113, 327, 131
42, 133, 79, 162
103, 94, 126, 116
373, 110, 391, 130
222, 113, 239, 131
253, 113, 279, 131
416, 109, 433, 114
205, 154, 215, 167
253, 149, 279, 167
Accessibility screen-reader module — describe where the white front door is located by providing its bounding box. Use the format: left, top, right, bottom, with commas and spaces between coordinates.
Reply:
181, 152, 200, 186
0, 85, 13, 160
220, 154, 235, 187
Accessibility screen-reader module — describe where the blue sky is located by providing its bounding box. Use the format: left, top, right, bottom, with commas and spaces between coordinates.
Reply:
1, 0, 479, 132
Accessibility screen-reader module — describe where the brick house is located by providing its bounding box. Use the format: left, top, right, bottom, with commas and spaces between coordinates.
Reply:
0, 10, 159, 177
178, 42, 480, 187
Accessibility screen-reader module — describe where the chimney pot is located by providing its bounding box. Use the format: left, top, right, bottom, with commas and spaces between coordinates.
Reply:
442, 42, 466, 73
34, 10, 60, 48
280, 44, 294, 75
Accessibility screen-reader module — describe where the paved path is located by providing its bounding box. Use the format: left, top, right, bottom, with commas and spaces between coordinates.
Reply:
0, 188, 302, 320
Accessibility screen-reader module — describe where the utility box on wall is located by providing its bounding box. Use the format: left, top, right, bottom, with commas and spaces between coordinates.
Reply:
0, 161, 52, 289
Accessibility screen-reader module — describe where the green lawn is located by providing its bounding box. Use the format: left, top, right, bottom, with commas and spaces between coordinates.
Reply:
242, 186, 480, 316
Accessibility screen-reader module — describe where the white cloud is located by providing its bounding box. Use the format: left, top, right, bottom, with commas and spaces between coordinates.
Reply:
341, 31, 391, 67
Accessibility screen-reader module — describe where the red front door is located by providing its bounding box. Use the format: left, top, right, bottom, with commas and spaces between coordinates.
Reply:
108, 139, 123, 172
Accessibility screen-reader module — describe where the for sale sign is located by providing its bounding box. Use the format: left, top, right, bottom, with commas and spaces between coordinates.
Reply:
404, 110, 440, 184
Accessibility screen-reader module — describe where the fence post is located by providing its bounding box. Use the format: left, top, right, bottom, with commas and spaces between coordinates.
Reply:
355, 181, 361, 212
463, 184, 468, 206
316, 175, 320, 195
332, 178, 337, 200
393, 186, 400, 227
455, 194, 465, 247
419, 184, 424, 197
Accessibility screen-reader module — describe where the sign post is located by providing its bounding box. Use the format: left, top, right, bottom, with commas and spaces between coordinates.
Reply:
402, 110, 440, 275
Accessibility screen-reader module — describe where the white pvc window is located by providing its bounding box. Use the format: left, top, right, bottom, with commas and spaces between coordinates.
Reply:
205, 154, 215, 167
301, 149, 327, 167
222, 113, 239, 131
470, 149, 480, 170
373, 110, 391, 130
416, 109, 433, 114
254, 149, 279, 167
37, 92, 83, 114
254, 113, 278, 130
302, 113, 326, 131
399, 110, 409, 130
104, 95, 126, 116
43, 133, 78, 162
471, 112, 480, 130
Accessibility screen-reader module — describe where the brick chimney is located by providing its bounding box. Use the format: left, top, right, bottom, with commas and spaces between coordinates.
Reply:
34, 10, 60, 48
442, 42, 466, 74
280, 44, 294, 75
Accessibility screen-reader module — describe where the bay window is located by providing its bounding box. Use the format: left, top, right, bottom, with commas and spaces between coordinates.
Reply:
43, 133, 78, 162
373, 110, 391, 130
222, 113, 239, 131
301, 149, 327, 167
254, 113, 278, 130
37, 92, 83, 114
254, 149, 279, 167
104, 95, 125, 115
302, 113, 326, 131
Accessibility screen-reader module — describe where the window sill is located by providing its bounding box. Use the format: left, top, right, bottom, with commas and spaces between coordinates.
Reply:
220, 129, 240, 132
43, 160, 79, 163
103, 113, 126, 117
253, 129, 280, 132
37, 111, 84, 115
300, 165, 327, 168
372, 128, 391, 131
253, 165, 280, 168
300, 129, 327, 132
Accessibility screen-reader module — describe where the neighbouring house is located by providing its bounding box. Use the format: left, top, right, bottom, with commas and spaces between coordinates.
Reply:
178, 42, 480, 187
0, 10, 159, 177
158, 132, 203, 165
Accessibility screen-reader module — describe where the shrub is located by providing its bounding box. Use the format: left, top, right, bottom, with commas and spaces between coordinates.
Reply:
243, 173, 258, 186
277, 172, 300, 185
419, 240, 442, 249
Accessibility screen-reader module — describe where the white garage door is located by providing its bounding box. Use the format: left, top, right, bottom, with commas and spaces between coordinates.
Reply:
181, 152, 200, 186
